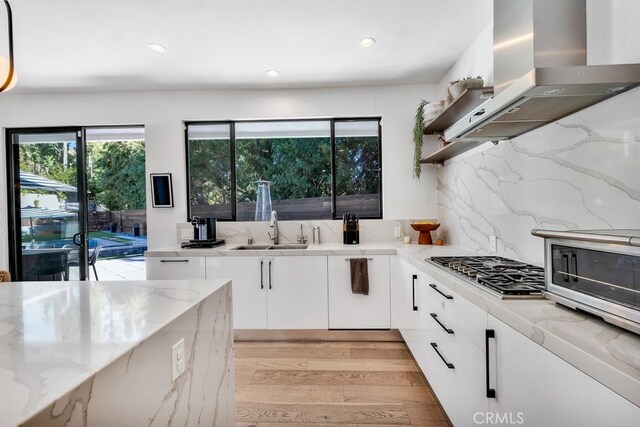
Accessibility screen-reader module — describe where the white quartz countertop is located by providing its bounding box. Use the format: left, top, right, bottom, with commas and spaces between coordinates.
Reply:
146, 241, 415, 257
0, 279, 230, 426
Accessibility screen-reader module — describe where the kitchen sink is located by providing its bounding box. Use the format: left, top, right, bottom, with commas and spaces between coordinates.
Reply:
230, 244, 308, 251
270, 244, 308, 250
231, 244, 273, 250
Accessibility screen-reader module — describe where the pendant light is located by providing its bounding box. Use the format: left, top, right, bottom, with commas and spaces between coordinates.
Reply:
0, 0, 16, 92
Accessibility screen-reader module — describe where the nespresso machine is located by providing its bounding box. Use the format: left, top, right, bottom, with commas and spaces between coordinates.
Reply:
192, 217, 216, 241
182, 217, 225, 248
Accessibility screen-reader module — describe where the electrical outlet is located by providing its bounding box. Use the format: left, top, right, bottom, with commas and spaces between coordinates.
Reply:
393, 226, 401, 238
489, 234, 498, 253
171, 338, 186, 381
180, 228, 192, 240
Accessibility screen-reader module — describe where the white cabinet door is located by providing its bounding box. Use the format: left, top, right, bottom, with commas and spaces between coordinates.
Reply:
267, 256, 328, 329
206, 257, 267, 329
488, 314, 640, 427
146, 256, 206, 280
390, 257, 420, 332
328, 255, 391, 329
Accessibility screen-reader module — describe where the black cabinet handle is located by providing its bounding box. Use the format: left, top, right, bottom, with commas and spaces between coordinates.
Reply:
429, 283, 453, 300
160, 259, 189, 263
571, 253, 578, 282
430, 313, 454, 334
268, 260, 272, 290
260, 260, 264, 289
562, 254, 570, 282
430, 342, 454, 369
412, 274, 418, 311
485, 329, 496, 398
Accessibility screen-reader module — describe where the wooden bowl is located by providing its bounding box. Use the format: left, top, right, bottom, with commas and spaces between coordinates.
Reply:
410, 223, 441, 245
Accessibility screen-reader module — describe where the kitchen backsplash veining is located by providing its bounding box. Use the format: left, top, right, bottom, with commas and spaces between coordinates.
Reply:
176, 219, 437, 246
437, 87, 640, 265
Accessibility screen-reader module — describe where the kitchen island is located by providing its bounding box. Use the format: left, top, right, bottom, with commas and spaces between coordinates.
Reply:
0, 279, 234, 427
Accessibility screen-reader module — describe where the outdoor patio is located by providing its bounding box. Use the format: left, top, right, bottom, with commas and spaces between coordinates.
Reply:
68, 256, 146, 281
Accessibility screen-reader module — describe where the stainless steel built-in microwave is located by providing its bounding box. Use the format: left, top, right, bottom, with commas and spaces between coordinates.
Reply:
532, 229, 640, 335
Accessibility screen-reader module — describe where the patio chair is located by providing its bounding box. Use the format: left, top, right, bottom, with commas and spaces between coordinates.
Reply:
62, 244, 79, 263
23, 252, 68, 281
88, 246, 102, 280
0, 270, 10, 283
66, 245, 102, 280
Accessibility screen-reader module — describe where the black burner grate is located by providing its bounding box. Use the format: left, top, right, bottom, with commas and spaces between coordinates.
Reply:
429, 256, 545, 296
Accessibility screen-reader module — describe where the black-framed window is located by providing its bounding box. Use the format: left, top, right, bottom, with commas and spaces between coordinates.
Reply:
186, 117, 382, 221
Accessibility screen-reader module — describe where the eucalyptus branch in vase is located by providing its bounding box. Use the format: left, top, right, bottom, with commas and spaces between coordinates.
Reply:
413, 99, 428, 179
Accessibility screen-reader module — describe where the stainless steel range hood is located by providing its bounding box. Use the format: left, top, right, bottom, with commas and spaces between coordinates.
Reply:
444, 0, 640, 143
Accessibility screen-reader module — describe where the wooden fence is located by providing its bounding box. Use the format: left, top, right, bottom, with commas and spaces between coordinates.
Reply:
89, 209, 147, 235
191, 194, 380, 220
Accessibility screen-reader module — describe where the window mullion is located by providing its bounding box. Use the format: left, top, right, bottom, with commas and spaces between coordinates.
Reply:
330, 119, 337, 220
230, 122, 237, 221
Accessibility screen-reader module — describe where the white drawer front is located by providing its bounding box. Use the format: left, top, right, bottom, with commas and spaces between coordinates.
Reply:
146, 257, 206, 280
446, 289, 488, 349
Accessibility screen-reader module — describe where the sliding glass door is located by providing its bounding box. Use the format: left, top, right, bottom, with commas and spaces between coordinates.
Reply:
6, 128, 89, 281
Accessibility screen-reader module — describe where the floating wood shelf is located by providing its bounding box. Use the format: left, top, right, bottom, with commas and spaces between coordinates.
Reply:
421, 86, 494, 164
420, 140, 491, 165
423, 87, 493, 136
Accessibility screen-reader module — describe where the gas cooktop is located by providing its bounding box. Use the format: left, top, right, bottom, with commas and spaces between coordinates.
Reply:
427, 256, 546, 299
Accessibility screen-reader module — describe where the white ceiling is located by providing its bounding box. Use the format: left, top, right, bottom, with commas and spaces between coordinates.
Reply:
6, 0, 492, 93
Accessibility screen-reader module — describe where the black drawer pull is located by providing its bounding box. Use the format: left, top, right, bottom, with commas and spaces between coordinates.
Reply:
430, 342, 454, 369
430, 313, 454, 334
485, 329, 496, 398
260, 260, 264, 289
160, 259, 189, 263
429, 283, 453, 300
412, 274, 418, 311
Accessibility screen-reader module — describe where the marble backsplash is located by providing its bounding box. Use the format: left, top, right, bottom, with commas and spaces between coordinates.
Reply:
436, 87, 640, 265
176, 218, 440, 246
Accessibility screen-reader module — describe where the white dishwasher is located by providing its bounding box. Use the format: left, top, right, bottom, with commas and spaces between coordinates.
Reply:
327, 255, 391, 329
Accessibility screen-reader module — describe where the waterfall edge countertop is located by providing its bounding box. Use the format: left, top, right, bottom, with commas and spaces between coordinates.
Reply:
0, 279, 231, 426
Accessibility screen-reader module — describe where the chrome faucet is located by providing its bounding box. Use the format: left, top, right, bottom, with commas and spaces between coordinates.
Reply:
268, 210, 279, 245
297, 223, 308, 244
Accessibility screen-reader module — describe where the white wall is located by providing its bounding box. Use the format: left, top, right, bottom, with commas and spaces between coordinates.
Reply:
587, 0, 640, 65
438, 23, 494, 91
0, 84, 440, 267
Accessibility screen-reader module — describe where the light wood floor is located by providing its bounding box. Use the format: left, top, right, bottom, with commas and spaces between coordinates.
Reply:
234, 341, 450, 426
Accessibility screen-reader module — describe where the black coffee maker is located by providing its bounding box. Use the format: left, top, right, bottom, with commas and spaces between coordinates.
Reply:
182, 217, 225, 248
343, 213, 360, 245
191, 216, 217, 241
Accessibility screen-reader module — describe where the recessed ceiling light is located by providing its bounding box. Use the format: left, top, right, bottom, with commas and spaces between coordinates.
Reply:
266, 69, 279, 77
360, 37, 376, 48
147, 43, 166, 53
